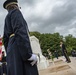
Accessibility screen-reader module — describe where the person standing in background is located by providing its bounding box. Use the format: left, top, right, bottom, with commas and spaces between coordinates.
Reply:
3, 0, 39, 75
60, 41, 71, 63
54, 50, 58, 59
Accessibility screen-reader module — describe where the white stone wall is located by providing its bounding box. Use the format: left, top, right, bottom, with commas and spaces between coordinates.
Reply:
30, 36, 49, 70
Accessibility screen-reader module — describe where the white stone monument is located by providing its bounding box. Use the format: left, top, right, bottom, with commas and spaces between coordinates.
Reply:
30, 36, 49, 70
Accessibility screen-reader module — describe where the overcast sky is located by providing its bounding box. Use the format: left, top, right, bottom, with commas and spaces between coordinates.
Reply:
0, 0, 76, 37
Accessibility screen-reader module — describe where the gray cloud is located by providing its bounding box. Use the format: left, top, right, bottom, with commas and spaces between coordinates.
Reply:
19, 0, 36, 5
0, 0, 76, 37
24, 0, 76, 37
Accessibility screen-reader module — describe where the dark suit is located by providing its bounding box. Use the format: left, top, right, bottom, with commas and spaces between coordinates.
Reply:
61, 44, 71, 62
3, 8, 39, 75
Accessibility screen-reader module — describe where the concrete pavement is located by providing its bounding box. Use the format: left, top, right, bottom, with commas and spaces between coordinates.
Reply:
39, 57, 76, 75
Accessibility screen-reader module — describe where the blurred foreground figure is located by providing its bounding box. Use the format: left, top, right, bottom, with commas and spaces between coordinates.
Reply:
60, 41, 71, 63
3, 0, 39, 75
1, 51, 7, 75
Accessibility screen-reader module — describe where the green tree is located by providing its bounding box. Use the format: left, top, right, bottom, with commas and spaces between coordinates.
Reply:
65, 34, 76, 55
29, 31, 76, 58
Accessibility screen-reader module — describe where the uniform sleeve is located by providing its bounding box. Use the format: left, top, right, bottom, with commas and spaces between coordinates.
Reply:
11, 9, 32, 61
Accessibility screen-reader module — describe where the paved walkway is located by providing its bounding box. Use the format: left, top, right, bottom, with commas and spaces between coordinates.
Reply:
39, 57, 76, 75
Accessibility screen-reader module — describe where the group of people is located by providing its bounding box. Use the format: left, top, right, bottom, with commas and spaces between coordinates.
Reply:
54, 41, 71, 63
47, 41, 71, 63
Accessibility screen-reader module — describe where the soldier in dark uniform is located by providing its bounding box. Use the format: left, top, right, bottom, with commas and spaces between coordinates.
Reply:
60, 41, 71, 63
3, 0, 39, 75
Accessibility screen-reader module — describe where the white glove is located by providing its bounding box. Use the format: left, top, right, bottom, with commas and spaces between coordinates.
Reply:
28, 54, 38, 66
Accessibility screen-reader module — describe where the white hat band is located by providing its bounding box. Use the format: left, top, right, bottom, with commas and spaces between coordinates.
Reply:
5, 2, 17, 9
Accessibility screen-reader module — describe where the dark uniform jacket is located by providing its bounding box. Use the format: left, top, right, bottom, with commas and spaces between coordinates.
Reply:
3, 8, 39, 75
62, 44, 67, 51
61, 44, 67, 55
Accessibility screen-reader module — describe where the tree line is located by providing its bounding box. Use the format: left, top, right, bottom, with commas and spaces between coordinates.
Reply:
30, 31, 76, 58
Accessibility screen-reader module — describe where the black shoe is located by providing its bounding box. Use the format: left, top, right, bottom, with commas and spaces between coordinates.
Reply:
67, 61, 71, 63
